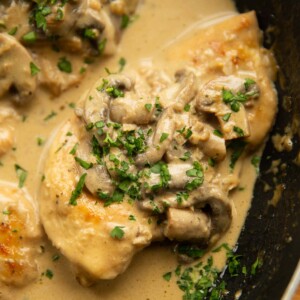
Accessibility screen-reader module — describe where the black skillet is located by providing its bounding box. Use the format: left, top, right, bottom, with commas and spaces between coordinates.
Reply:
221, 1, 300, 299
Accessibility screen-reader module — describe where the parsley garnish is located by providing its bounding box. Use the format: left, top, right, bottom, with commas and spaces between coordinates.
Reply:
227, 140, 247, 170
184, 104, 191, 112
145, 103, 152, 112
44, 269, 53, 279
251, 155, 261, 174
233, 126, 244, 137
8, 26, 18, 36
159, 132, 169, 143
185, 162, 204, 191
74, 157, 93, 170
110, 226, 125, 239
222, 113, 231, 122
120, 15, 130, 29
180, 151, 191, 161
44, 111, 57, 121
14, 164, 27, 188
57, 57, 72, 73
98, 38, 107, 55
118, 57, 126, 72
30, 62, 40, 76
69, 173, 87, 206
22, 31, 36, 43
69, 143, 78, 155
128, 215, 136, 221
163, 272, 172, 282
213, 129, 223, 137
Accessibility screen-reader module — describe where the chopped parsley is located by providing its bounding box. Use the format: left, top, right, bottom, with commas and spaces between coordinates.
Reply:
2, 210, 11, 215
37, 137, 45, 146
184, 104, 191, 112
145, 103, 152, 112
244, 78, 256, 90
69, 143, 78, 155
118, 57, 126, 72
44, 269, 53, 279
30, 62, 40, 76
52, 254, 60, 262
180, 151, 191, 161
22, 31, 36, 43
185, 128, 193, 139
14, 164, 28, 188
98, 38, 107, 55
8, 26, 18, 36
163, 272, 172, 282
251, 155, 261, 174
233, 126, 244, 137
185, 161, 204, 191
251, 257, 263, 275
213, 129, 223, 137
177, 244, 205, 259
227, 140, 247, 170
208, 158, 216, 167
55, 8, 64, 21
44, 111, 57, 121
120, 15, 130, 29
57, 57, 72, 73
222, 113, 231, 122
110, 226, 125, 239
74, 157, 93, 170
128, 215, 136, 221
159, 132, 169, 143
69, 173, 87, 206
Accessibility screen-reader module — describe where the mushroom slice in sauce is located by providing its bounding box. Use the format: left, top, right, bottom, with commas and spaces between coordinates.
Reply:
0, 33, 37, 103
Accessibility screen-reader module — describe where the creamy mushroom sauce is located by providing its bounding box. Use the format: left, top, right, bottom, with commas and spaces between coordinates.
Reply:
0, 0, 278, 299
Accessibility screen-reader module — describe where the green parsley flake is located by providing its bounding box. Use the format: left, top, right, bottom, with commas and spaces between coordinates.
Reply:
120, 14, 130, 29
233, 126, 244, 137
183, 104, 191, 112
213, 129, 223, 137
30, 62, 40, 76
55, 8, 64, 21
119, 57, 126, 72
45, 269, 53, 279
163, 272, 172, 282
44, 111, 57, 121
37, 137, 45, 146
159, 132, 169, 143
222, 113, 231, 122
251, 155, 261, 174
52, 254, 60, 262
98, 38, 107, 55
244, 78, 256, 90
22, 31, 36, 43
110, 226, 125, 239
180, 151, 191, 161
2, 210, 11, 215
208, 158, 216, 167
8, 26, 18, 36
185, 128, 193, 139
74, 156, 93, 170
69, 173, 87, 206
14, 164, 27, 188
69, 143, 78, 155
57, 57, 72, 73
128, 215, 136, 221
145, 103, 152, 112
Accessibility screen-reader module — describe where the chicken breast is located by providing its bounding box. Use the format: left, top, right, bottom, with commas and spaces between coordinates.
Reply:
0, 181, 41, 286
39, 118, 156, 284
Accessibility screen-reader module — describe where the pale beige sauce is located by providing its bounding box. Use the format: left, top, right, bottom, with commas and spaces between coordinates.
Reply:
0, 0, 262, 299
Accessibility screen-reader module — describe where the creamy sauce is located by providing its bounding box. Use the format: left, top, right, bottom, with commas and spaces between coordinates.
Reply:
0, 0, 271, 299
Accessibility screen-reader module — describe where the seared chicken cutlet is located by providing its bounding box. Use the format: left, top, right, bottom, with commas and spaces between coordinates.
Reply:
0, 182, 41, 286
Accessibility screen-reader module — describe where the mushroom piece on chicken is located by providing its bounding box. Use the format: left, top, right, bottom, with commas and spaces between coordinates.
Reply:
0, 33, 37, 103
195, 75, 259, 140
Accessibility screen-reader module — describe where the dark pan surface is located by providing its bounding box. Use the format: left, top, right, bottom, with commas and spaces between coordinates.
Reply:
222, 1, 300, 299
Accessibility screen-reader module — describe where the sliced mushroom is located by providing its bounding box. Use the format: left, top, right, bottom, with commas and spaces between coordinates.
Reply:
75, 125, 114, 196
0, 33, 37, 103
109, 74, 155, 125
164, 208, 211, 242
143, 163, 193, 192
196, 75, 259, 140
158, 71, 197, 110
135, 107, 175, 166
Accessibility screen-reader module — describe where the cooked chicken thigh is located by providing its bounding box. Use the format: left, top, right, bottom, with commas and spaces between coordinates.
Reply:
0, 181, 41, 286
